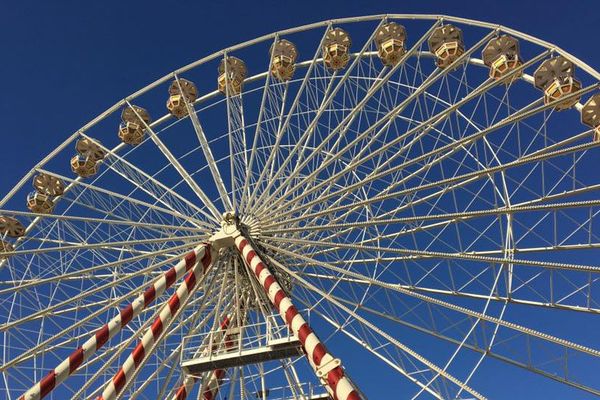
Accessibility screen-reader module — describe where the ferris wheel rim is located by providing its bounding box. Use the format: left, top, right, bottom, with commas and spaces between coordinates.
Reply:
3, 12, 600, 211
2, 12, 600, 400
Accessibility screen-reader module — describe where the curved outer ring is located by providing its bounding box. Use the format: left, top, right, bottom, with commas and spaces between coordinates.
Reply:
2, 13, 598, 209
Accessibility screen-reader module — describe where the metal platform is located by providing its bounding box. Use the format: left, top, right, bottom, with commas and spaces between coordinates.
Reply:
182, 336, 303, 374
181, 317, 304, 375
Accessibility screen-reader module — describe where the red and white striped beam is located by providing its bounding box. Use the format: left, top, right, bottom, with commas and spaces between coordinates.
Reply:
172, 315, 235, 400
97, 243, 215, 400
19, 243, 212, 400
235, 236, 362, 400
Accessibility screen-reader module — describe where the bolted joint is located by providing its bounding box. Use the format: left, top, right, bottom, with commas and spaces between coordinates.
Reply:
316, 357, 342, 378
209, 211, 241, 251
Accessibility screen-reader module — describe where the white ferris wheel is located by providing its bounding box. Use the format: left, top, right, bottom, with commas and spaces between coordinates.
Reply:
2, 13, 600, 400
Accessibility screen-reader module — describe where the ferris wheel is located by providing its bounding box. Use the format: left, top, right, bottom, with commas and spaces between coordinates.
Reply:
2, 13, 600, 400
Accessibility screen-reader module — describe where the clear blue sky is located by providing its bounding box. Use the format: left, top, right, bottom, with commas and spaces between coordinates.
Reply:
1, 1, 599, 399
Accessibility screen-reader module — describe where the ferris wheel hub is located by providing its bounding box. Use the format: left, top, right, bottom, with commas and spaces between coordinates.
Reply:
208, 211, 263, 261
209, 211, 241, 251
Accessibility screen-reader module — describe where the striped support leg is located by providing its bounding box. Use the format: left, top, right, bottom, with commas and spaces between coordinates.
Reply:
173, 376, 196, 400
97, 244, 214, 400
19, 244, 212, 400
172, 315, 235, 400
200, 315, 235, 400
235, 236, 362, 400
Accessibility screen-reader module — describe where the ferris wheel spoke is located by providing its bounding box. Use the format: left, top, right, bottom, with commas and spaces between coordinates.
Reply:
357, 124, 595, 225
260, 77, 593, 227
157, 284, 235, 400
53, 299, 166, 399
283, 71, 386, 206
263, 134, 598, 231
4, 306, 140, 391
277, 155, 507, 244
169, 271, 243, 400
72, 337, 150, 400
277, 19, 390, 200
0, 173, 203, 276
324, 287, 600, 397
246, 22, 334, 210
1, 241, 195, 296
11, 180, 190, 260
71, 290, 215, 400
279, 175, 600, 258
277, 359, 307, 400
312, 248, 600, 313
82, 133, 214, 225
224, 76, 249, 210
265, 203, 600, 260
239, 36, 280, 212
0, 259, 188, 345
251, 22, 392, 209
256, 58, 343, 208
262, 199, 600, 235
261, 236, 600, 274
3, 234, 204, 258
261, 84, 289, 194
0, 209, 204, 235
8, 227, 191, 265
21, 185, 206, 252
362, 149, 595, 225
21, 223, 193, 261
265, 253, 485, 400
258, 163, 375, 249
125, 101, 221, 222
1, 254, 196, 373
17, 229, 171, 259
256, 28, 506, 219
145, 352, 182, 400
90, 282, 227, 400
282, 249, 600, 365
2, 274, 178, 348
277, 64, 425, 216
257, 50, 556, 223
78, 159, 193, 231
173, 75, 233, 212
132, 347, 182, 400
3, 293, 176, 374
265, 242, 600, 358
260, 114, 493, 228
35, 169, 203, 230
1, 135, 209, 275
279, 236, 600, 314
294, 298, 448, 399
294, 239, 600, 264
253, 20, 450, 215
